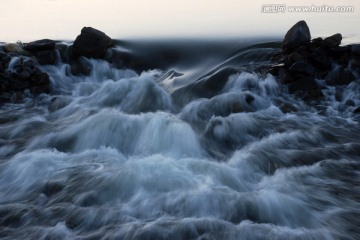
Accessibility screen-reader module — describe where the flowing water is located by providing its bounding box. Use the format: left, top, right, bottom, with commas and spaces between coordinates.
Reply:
0, 39, 360, 240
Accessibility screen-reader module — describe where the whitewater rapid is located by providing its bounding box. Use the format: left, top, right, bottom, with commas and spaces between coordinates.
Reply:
0, 41, 359, 240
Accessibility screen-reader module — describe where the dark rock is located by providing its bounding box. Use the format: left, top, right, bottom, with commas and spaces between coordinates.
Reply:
325, 67, 356, 85
302, 89, 324, 102
289, 61, 315, 76
349, 59, 360, 75
353, 106, 360, 114
56, 43, 70, 62
280, 72, 296, 84
0, 80, 10, 91
323, 34, 342, 48
29, 71, 50, 94
0, 51, 7, 58
0, 53, 50, 104
288, 77, 318, 93
23, 59, 35, 68
335, 89, 344, 101
345, 99, 355, 106
105, 48, 130, 68
288, 52, 305, 64
8, 71, 19, 81
10, 80, 30, 90
351, 44, 360, 55
72, 27, 112, 58
311, 37, 323, 48
70, 57, 92, 76
0, 92, 11, 103
329, 46, 350, 56
19, 68, 32, 81
267, 63, 286, 76
309, 48, 331, 70
245, 94, 255, 104
283, 21, 311, 50
36, 50, 58, 65
328, 46, 351, 66
24, 39, 55, 52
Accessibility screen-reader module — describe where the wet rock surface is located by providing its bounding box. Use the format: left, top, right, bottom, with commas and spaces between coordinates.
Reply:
268, 20, 359, 102
72, 27, 112, 58
0, 51, 50, 103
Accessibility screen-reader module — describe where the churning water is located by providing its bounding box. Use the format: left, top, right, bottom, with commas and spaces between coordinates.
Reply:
0, 40, 359, 240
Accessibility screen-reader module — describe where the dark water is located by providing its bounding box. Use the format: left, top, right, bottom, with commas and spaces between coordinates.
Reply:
0, 39, 360, 240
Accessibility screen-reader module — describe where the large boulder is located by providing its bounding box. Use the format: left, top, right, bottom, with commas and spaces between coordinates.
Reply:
283, 21, 311, 50
24, 39, 55, 52
72, 27, 112, 58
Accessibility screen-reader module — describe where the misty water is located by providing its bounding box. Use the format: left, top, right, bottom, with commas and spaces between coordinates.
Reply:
0, 39, 359, 240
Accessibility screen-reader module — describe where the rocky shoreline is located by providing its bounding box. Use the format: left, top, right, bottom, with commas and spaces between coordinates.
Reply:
1, 20, 360, 111
268, 20, 360, 105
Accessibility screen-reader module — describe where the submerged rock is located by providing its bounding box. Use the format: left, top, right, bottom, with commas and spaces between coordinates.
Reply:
283, 20, 311, 50
72, 27, 112, 58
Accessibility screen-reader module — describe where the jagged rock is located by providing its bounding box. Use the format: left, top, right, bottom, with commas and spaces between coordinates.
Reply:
24, 39, 55, 52
323, 34, 342, 48
36, 50, 58, 65
72, 27, 112, 58
289, 61, 315, 76
283, 21, 311, 50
